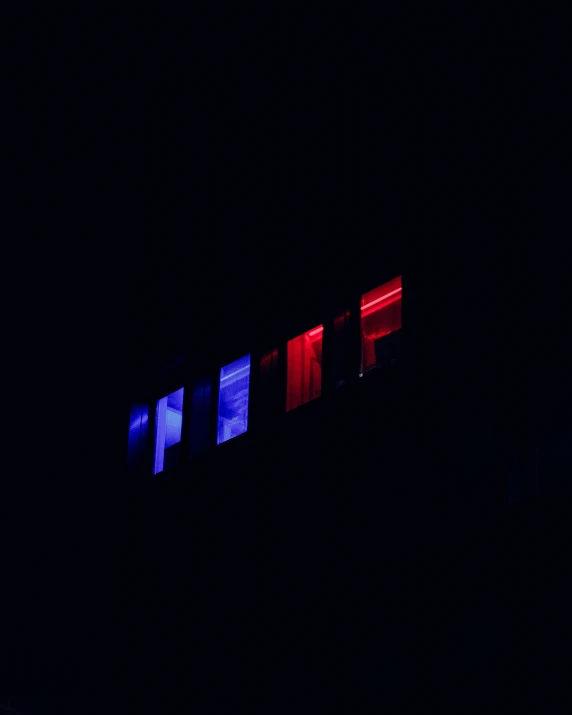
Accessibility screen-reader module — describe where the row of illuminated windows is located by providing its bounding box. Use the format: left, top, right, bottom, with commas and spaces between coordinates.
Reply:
128, 275, 402, 474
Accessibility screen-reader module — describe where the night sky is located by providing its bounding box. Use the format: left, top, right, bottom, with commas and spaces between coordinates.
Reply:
3, 10, 570, 714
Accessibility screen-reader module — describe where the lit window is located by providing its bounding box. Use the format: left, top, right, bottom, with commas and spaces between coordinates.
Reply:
127, 404, 149, 467
217, 354, 251, 444
153, 387, 184, 474
361, 276, 402, 373
286, 325, 323, 411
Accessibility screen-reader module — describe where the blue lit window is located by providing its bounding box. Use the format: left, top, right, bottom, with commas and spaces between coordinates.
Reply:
217, 354, 250, 445
153, 387, 184, 474
127, 404, 149, 467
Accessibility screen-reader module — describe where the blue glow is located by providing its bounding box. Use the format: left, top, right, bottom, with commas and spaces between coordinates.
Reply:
217, 354, 250, 445
220, 364, 250, 382
154, 387, 184, 474
129, 409, 148, 434
128, 404, 149, 467
164, 407, 182, 448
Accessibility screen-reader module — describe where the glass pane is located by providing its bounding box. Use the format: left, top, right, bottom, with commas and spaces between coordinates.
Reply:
153, 387, 184, 474
217, 354, 251, 445
361, 276, 402, 373
127, 404, 149, 467
286, 326, 323, 411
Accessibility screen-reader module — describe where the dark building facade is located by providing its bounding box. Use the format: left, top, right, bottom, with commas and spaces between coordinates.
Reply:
122, 255, 571, 712
6, 13, 571, 713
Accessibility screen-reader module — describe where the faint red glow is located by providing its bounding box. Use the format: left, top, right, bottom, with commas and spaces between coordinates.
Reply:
259, 348, 279, 393
260, 348, 279, 373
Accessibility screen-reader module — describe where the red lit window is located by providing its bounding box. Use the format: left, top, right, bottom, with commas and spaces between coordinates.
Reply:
360, 276, 402, 373
286, 326, 323, 411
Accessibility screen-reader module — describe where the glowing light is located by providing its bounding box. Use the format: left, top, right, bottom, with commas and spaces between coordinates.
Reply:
217, 355, 250, 445
360, 286, 402, 312
164, 407, 182, 448
360, 293, 402, 318
286, 327, 323, 411
220, 364, 250, 382
129, 410, 148, 433
361, 277, 402, 373
127, 404, 149, 467
153, 387, 184, 474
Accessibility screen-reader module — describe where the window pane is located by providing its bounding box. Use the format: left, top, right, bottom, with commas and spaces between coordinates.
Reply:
217, 354, 251, 445
153, 387, 184, 474
286, 326, 323, 411
127, 404, 149, 467
360, 276, 402, 373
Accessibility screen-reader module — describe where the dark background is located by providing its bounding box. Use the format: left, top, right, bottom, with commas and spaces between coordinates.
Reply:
3, 9, 570, 713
